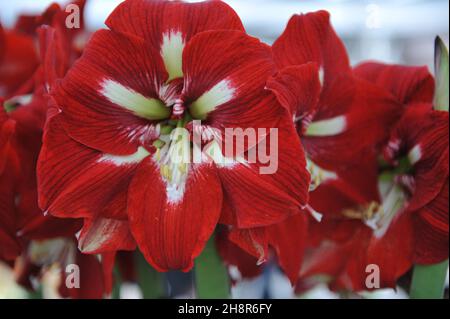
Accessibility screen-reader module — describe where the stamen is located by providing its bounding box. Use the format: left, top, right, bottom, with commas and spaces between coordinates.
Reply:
154, 120, 191, 203
172, 98, 185, 119
303, 204, 323, 222
307, 159, 337, 191
342, 183, 406, 238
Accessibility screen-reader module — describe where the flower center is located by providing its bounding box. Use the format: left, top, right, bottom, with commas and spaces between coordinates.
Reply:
341, 154, 415, 237
152, 113, 194, 203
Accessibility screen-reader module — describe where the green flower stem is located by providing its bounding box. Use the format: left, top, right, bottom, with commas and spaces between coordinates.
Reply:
137, 252, 166, 299
195, 234, 230, 299
410, 260, 448, 299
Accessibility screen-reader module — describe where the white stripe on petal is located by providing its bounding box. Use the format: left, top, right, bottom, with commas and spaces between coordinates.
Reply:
98, 146, 150, 166
161, 30, 185, 81
305, 115, 347, 137
408, 144, 422, 165
100, 79, 170, 120
190, 79, 236, 119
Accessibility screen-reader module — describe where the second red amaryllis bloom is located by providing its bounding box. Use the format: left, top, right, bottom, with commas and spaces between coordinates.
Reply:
216, 10, 402, 286
38, 0, 309, 272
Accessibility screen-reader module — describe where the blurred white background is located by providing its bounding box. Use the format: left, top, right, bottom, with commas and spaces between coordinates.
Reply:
1, 0, 449, 69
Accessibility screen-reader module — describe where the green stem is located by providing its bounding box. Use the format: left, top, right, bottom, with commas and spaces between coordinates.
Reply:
137, 252, 166, 299
410, 260, 448, 299
194, 234, 230, 299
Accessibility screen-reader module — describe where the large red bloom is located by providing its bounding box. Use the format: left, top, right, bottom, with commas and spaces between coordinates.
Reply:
217, 10, 402, 286
38, 0, 310, 273
298, 55, 447, 290
271, 11, 401, 169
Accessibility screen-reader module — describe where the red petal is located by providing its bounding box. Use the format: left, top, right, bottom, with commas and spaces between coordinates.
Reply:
266, 213, 308, 285
272, 11, 350, 88
228, 227, 268, 262
18, 214, 81, 241
266, 63, 321, 119
64, 251, 105, 299
227, 213, 309, 285
385, 105, 449, 212
55, 29, 167, 155
78, 218, 136, 254
218, 115, 309, 228
37, 26, 70, 91
14, 3, 61, 36
116, 251, 138, 283
183, 30, 281, 135
354, 62, 435, 105
106, 0, 244, 46
100, 251, 117, 296
219, 162, 300, 227
0, 154, 21, 261
366, 212, 414, 289
0, 113, 17, 173
303, 77, 402, 167
127, 158, 222, 271
303, 207, 414, 291
414, 181, 449, 264
0, 29, 39, 97
38, 111, 146, 220
216, 228, 262, 280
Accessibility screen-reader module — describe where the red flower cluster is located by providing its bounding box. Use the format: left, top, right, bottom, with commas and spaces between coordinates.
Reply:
0, 0, 448, 297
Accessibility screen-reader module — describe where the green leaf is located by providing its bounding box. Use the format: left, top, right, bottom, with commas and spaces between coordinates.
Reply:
195, 234, 230, 299
434, 36, 449, 112
410, 259, 448, 299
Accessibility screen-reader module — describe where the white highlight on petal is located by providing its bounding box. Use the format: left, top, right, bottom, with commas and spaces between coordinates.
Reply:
98, 146, 150, 166
408, 144, 422, 165
166, 182, 186, 204
305, 115, 347, 137
100, 79, 169, 120
190, 79, 236, 119
318, 67, 325, 86
161, 30, 185, 81
79, 218, 126, 253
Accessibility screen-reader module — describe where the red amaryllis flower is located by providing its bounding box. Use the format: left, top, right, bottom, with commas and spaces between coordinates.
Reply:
296, 53, 448, 290
299, 103, 448, 291
216, 10, 401, 286
38, 0, 309, 273
270, 11, 401, 171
